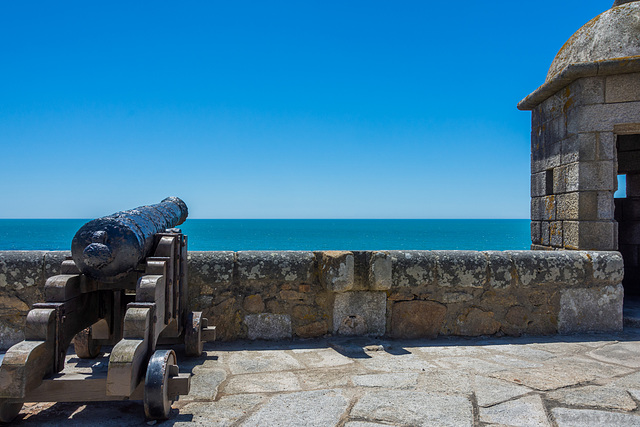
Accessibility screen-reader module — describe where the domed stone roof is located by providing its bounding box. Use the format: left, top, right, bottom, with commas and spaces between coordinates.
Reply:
546, 1, 640, 82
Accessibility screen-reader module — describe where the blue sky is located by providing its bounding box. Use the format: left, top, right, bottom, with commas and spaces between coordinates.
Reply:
0, 1, 610, 219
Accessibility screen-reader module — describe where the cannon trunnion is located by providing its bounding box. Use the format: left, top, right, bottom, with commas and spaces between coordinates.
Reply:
0, 198, 216, 422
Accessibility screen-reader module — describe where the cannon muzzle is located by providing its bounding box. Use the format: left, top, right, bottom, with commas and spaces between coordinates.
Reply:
71, 197, 188, 281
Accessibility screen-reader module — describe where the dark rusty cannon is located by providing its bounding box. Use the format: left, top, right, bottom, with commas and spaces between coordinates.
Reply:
0, 198, 216, 423
72, 196, 188, 281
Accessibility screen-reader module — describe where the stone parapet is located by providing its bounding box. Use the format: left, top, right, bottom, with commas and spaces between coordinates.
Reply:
0, 250, 624, 349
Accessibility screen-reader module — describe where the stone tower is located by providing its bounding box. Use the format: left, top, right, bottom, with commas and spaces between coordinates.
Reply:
518, 1, 640, 294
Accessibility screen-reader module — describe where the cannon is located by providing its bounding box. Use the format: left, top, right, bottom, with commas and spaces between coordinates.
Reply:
0, 198, 216, 422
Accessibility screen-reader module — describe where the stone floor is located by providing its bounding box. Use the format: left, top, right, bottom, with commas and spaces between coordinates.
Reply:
2, 325, 640, 426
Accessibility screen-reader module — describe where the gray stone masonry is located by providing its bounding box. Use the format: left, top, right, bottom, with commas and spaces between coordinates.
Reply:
5, 326, 640, 425
0, 249, 624, 349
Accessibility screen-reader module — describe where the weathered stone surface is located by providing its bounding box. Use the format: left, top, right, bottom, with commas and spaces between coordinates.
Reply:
0, 251, 45, 291
479, 394, 550, 426
510, 250, 589, 287
390, 300, 446, 339
184, 368, 227, 400
319, 251, 354, 292
333, 291, 386, 336
390, 250, 436, 288
567, 101, 640, 133
588, 341, 640, 368
294, 320, 328, 338
242, 294, 265, 313
558, 284, 623, 333
552, 408, 640, 427
606, 72, 640, 103
486, 251, 515, 289
223, 371, 301, 393
563, 220, 617, 250
244, 313, 292, 340
351, 391, 473, 427
242, 389, 349, 427
434, 251, 487, 288
352, 372, 418, 389
474, 376, 532, 407
237, 251, 314, 285
548, 384, 637, 411
188, 251, 235, 295
179, 394, 267, 426
226, 349, 302, 374
589, 251, 624, 284
454, 308, 501, 336
368, 251, 391, 290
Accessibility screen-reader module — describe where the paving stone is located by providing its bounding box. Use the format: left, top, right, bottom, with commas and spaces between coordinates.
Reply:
183, 368, 227, 400
416, 370, 473, 395
548, 385, 637, 411
352, 373, 418, 389
290, 347, 354, 368
485, 354, 544, 369
344, 423, 390, 427
296, 369, 353, 390
484, 344, 556, 362
222, 371, 302, 394
552, 408, 640, 427
587, 341, 640, 368
226, 350, 302, 374
491, 357, 632, 391
474, 376, 532, 407
479, 394, 550, 427
242, 389, 349, 427
177, 394, 267, 426
433, 356, 506, 374
351, 390, 472, 426
356, 352, 437, 372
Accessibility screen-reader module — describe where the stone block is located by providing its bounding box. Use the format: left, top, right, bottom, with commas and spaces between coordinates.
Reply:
556, 192, 580, 220
597, 191, 614, 220
568, 221, 617, 250
541, 222, 550, 246
454, 307, 501, 336
561, 133, 596, 164
0, 250, 46, 291
368, 251, 392, 290
434, 251, 487, 288
389, 250, 436, 288
531, 222, 542, 246
189, 251, 235, 295
570, 75, 606, 106
596, 132, 615, 161
43, 251, 70, 278
558, 284, 623, 333
390, 300, 446, 339
605, 73, 640, 103
531, 196, 555, 221
590, 251, 624, 285
244, 313, 292, 340
554, 163, 579, 194
243, 295, 265, 313
531, 171, 547, 197
509, 250, 589, 287
578, 161, 615, 192
567, 101, 640, 133
238, 251, 315, 285
486, 251, 516, 289
549, 221, 563, 247
319, 251, 354, 292
333, 291, 386, 336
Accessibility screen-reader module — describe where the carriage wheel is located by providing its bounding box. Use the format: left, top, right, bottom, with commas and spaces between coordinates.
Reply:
0, 399, 22, 423
144, 349, 178, 420
185, 311, 203, 357
72, 327, 101, 359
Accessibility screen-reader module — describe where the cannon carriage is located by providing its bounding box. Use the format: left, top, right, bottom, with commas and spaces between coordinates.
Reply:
0, 197, 216, 422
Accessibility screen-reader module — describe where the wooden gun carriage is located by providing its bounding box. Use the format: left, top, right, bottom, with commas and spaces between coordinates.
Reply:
0, 197, 216, 422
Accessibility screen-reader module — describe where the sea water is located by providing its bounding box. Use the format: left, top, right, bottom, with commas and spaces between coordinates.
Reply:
0, 219, 530, 251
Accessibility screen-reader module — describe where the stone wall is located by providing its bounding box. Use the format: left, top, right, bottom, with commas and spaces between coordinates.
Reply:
0, 249, 624, 349
530, 72, 640, 251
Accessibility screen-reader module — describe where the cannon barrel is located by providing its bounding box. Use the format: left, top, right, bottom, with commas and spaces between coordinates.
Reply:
71, 197, 188, 281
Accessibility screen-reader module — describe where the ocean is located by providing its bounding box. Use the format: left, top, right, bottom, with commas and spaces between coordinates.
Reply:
0, 219, 530, 251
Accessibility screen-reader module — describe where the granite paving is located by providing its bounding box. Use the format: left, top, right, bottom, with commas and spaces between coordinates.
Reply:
3, 325, 640, 426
